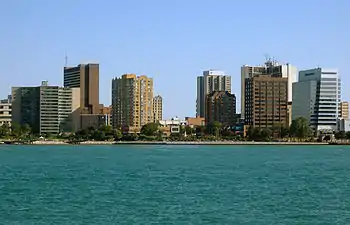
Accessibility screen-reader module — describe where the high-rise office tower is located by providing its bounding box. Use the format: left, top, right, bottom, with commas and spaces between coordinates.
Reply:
64, 63, 99, 114
205, 91, 236, 126
196, 70, 231, 117
244, 75, 288, 128
340, 101, 349, 119
292, 68, 341, 132
112, 74, 154, 129
241, 60, 297, 118
12, 81, 80, 135
153, 95, 163, 122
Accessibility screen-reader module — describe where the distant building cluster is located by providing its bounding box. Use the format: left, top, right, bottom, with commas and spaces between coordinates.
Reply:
1, 57, 348, 136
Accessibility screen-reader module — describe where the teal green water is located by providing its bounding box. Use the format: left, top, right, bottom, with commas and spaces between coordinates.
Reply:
0, 145, 350, 224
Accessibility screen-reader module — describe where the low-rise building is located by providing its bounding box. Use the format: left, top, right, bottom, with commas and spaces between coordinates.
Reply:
159, 117, 187, 135
185, 116, 205, 127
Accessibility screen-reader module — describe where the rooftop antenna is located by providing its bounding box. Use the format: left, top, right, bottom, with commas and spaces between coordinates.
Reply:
64, 53, 68, 67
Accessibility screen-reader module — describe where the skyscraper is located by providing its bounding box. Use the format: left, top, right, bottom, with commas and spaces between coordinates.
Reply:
292, 68, 341, 133
244, 75, 288, 128
153, 95, 163, 122
112, 74, 154, 129
241, 60, 297, 118
196, 70, 231, 117
64, 63, 99, 114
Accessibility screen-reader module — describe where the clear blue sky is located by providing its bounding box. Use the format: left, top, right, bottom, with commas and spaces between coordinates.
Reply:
1, 0, 349, 119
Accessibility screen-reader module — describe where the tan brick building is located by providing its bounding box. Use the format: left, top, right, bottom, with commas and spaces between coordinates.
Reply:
112, 74, 153, 129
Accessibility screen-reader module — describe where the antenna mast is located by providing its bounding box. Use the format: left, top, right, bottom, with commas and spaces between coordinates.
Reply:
64, 53, 68, 67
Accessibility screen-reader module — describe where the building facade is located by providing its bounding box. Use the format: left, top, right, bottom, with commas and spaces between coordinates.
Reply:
112, 74, 154, 129
205, 91, 236, 127
12, 81, 80, 135
244, 76, 288, 128
185, 116, 205, 127
292, 68, 341, 132
196, 70, 231, 117
241, 60, 297, 118
64, 63, 99, 114
0, 96, 12, 127
340, 101, 349, 119
153, 95, 163, 122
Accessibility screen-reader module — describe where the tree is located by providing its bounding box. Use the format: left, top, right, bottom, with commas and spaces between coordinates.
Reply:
335, 131, 346, 140
0, 123, 10, 138
141, 123, 159, 136
206, 121, 222, 138
272, 123, 289, 138
21, 124, 31, 137
114, 129, 123, 140
184, 126, 195, 136
346, 131, 350, 140
290, 117, 311, 140
195, 126, 206, 137
261, 128, 272, 141
11, 123, 22, 140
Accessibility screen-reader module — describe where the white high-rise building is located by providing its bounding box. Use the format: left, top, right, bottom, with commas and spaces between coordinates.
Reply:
292, 68, 341, 133
241, 61, 297, 118
196, 70, 231, 117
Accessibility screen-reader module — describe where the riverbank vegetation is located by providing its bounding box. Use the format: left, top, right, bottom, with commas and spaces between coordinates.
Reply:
0, 117, 346, 143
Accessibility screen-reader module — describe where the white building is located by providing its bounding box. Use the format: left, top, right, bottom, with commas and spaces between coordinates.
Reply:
196, 70, 231, 117
241, 61, 297, 118
159, 117, 187, 133
292, 68, 341, 133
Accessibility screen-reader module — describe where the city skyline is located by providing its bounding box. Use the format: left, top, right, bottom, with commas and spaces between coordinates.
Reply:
1, 0, 349, 119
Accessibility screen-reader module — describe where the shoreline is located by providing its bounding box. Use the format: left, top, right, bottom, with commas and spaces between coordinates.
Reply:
0, 140, 341, 145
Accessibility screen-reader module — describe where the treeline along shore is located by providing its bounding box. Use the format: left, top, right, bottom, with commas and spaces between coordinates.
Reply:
1, 118, 350, 146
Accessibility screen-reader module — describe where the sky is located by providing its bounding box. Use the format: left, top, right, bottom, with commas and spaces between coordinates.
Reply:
0, 0, 349, 119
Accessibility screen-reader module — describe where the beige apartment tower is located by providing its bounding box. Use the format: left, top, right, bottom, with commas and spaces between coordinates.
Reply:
112, 74, 154, 129
340, 101, 349, 119
153, 95, 163, 122
64, 63, 99, 114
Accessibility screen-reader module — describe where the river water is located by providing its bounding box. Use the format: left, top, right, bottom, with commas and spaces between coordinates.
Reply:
0, 145, 349, 224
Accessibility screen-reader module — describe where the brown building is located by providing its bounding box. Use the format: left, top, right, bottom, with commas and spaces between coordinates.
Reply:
185, 116, 205, 127
153, 95, 163, 122
112, 74, 153, 129
205, 91, 236, 126
64, 63, 99, 114
340, 101, 349, 119
244, 75, 288, 128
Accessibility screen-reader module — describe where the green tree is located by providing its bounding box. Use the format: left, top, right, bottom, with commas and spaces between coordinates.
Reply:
0, 123, 10, 138
261, 128, 272, 141
345, 131, 350, 140
206, 121, 222, 138
141, 123, 159, 136
290, 117, 311, 140
335, 131, 346, 140
11, 123, 22, 140
272, 123, 289, 138
184, 126, 195, 136
113, 129, 123, 140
